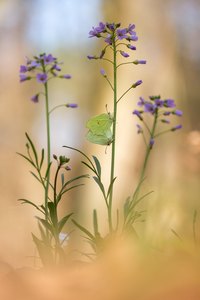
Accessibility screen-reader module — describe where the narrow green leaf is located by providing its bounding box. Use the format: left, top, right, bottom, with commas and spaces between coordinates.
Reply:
123, 196, 131, 220
92, 156, 101, 178
32, 233, 53, 266
81, 161, 96, 174
93, 176, 106, 198
59, 184, 85, 200
107, 177, 117, 198
36, 217, 53, 235
30, 171, 42, 184
58, 213, 73, 233
72, 219, 95, 240
129, 190, 153, 211
38, 222, 49, 244
93, 209, 99, 237
18, 198, 43, 213
59, 174, 89, 196
45, 162, 52, 179
17, 152, 36, 168
63, 145, 95, 170
47, 202, 57, 225
39, 148, 45, 169
61, 173, 65, 187
25, 132, 39, 166
170, 228, 183, 242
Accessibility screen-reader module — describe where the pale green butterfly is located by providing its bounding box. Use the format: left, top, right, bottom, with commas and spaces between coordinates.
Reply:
86, 113, 113, 145
86, 113, 113, 135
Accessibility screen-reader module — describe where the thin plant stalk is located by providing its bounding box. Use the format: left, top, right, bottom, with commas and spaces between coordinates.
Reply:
134, 111, 158, 201
108, 40, 117, 232
44, 81, 51, 222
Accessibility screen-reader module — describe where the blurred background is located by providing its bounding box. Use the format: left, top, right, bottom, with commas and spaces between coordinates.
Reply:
0, 0, 200, 267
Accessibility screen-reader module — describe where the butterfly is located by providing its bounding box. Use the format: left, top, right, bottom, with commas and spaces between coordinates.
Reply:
86, 113, 113, 145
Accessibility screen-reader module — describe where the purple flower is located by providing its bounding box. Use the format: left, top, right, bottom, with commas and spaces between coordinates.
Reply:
65, 165, 72, 171
133, 109, 143, 120
154, 98, 164, 107
104, 34, 112, 45
87, 55, 97, 60
20, 65, 28, 73
116, 28, 128, 40
106, 22, 117, 31
161, 119, 170, 124
149, 138, 155, 149
36, 73, 48, 83
52, 64, 61, 71
164, 99, 176, 108
100, 68, 106, 77
127, 44, 136, 50
144, 102, 156, 114
89, 22, 106, 37
136, 124, 143, 134
31, 94, 39, 103
133, 59, 147, 65
20, 74, 30, 82
120, 50, 129, 58
29, 60, 40, 68
60, 74, 72, 79
43, 54, 56, 64
171, 124, 182, 131
132, 80, 143, 88
137, 96, 145, 106
127, 24, 135, 34
173, 109, 183, 116
66, 103, 78, 108
127, 34, 138, 41
163, 111, 171, 116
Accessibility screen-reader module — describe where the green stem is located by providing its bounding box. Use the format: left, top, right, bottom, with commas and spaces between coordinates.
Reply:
133, 111, 158, 204
139, 111, 157, 184
108, 40, 117, 232
44, 81, 51, 222
117, 85, 133, 103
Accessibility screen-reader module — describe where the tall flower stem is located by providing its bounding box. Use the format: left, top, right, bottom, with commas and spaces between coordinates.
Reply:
44, 81, 51, 221
135, 111, 158, 200
108, 41, 118, 232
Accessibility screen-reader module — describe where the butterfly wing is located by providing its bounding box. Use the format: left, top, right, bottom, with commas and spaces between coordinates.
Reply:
86, 129, 113, 145
86, 113, 113, 135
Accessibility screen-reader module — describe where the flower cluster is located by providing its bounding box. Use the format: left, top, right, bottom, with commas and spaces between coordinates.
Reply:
133, 95, 183, 148
87, 22, 146, 62
19, 53, 71, 102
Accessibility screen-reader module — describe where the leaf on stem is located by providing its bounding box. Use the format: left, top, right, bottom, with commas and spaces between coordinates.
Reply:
92, 156, 101, 178
58, 213, 73, 233
45, 162, 52, 179
107, 177, 117, 199
93, 176, 106, 199
36, 217, 54, 235
39, 148, 45, 169
17, 152, 36, 168
18, 198, 44, 214
72, 219, 95, 240
32, 233, 53, 266
25, 132, 39, 166
93, 209, 100, 238
30, 171, 42, 184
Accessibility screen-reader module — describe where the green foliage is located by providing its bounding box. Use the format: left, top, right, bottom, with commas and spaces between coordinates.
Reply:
18, 134, 88, 266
